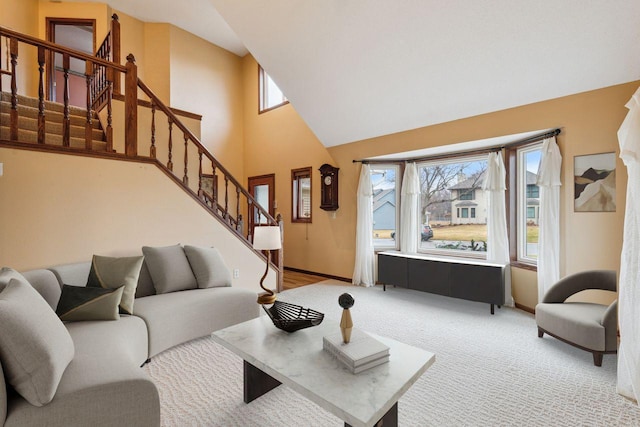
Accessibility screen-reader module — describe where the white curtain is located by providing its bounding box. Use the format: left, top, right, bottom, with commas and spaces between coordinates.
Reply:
617, 86, 640, 403
536, 136, 562, 303
353, 164, 375, 287
482, 152, 512, 305
400, 162, 420, 253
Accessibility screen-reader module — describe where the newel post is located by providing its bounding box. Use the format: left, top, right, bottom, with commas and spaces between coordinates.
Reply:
111, 14, 121, 95
124, 53, 137, 157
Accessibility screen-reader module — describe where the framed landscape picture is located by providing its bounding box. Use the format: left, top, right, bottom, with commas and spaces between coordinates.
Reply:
574, 152, 616, 212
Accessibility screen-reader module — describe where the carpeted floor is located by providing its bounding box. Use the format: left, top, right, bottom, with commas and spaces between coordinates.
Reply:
144, 282, 640, 426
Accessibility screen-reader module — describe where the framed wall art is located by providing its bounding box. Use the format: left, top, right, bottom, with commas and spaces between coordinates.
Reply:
574, 152, 616, 212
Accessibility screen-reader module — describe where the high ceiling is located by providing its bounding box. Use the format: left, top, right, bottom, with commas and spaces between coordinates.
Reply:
67, 1, 640, 147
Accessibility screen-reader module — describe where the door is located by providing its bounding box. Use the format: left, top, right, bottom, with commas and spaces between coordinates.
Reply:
46, 18, 96, 106
248, 174, 276, 233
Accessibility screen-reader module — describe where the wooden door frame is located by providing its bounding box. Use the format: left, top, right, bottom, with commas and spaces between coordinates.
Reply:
247, 173, 276, 231
45, 18, 96, 102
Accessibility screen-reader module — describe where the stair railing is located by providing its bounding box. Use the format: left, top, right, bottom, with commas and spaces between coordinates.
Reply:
91, 13, 121, 110
0, 25, 132, 151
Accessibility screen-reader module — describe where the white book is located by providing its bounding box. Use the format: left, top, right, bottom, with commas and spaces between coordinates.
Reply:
323, 329, 390, 368
351, 354, 390, 374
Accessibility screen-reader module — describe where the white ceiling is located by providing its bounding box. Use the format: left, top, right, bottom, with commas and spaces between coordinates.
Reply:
64, 1, 640, 148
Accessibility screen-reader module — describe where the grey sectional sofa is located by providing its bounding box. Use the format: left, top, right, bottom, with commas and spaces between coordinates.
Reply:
0, 251, 261, 427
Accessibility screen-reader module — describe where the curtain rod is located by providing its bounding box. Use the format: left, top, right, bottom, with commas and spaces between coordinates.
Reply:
353, 128, 561, 164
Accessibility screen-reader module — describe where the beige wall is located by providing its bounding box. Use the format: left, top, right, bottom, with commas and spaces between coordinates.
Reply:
242, 55, 340, 275
0, 147, 272, 291
0, 0, 39, 96
169, 26, 244, 179
243, 63, 638, 309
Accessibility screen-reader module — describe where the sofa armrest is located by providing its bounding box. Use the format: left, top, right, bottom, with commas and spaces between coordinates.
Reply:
542, 270, 617, 303
601, 299, 618, 352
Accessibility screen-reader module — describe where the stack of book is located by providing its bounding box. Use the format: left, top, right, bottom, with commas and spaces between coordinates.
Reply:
323, 329, 390, 374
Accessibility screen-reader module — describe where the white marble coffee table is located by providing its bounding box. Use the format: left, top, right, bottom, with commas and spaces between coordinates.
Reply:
212, 315, 435, 427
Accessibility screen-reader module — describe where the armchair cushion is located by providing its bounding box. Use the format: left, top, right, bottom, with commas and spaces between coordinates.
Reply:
536, 302, 608, 351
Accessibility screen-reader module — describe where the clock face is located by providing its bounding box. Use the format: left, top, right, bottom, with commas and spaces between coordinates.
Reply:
324, 175, 332, 186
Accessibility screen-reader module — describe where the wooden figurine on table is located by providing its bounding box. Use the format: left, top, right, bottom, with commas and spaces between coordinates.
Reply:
338, 293, 355, 343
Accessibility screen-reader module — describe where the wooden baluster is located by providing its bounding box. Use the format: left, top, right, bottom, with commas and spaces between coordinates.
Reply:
105, 67, 113, 152
237, 214, 244, 234
212, 162, 218, 210
197, 150, 203, 198
224, 175, 229, 221
37, 46, 45, 145
167, 118, 174, 171
236, 186, 241, 226
62, 53, 70, 147
84, 61, 93, 150
9, 38, 18, 141
150, 100, 156, 158
247, 200, 253, 241
183, 133, 189, 185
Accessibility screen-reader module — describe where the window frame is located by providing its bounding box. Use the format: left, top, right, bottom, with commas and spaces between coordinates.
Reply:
507, 142, 542, 270
291, 167, 312, 223
371, 164, 400, 251
259, 65, 289, 114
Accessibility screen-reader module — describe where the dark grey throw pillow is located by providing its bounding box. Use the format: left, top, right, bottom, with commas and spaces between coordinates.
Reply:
56, 285, 124, 321
184, 245, 232, 288
141, 244, 198, 294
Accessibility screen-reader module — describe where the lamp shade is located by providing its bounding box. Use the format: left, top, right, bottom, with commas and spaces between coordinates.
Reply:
253, 226, 282, 250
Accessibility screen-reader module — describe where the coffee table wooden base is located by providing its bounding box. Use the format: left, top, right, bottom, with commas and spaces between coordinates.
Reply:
243, 361, 398, 427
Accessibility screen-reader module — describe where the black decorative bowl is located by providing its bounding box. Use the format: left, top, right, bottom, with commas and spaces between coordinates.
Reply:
263, 301, 324, 332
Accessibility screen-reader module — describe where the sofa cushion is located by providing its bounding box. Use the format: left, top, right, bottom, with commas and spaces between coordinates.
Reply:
142, 244, 197, 294
184, 245, 232, 288
56, 285, 125, 321
86, 255, 143, 315
21, 269, 63, 309
5, 316, 157, 427
0, 278, 75, 406
0, 267, 28, 291
134, 287, 260, 357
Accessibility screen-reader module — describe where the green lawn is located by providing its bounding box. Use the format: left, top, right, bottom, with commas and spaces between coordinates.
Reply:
431, 224, 539, 242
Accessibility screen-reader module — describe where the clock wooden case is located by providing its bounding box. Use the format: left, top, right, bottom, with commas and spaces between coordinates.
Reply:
319, 163, 339, 211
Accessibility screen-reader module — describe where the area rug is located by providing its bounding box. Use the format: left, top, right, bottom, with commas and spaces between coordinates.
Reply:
144, 283, 640, 426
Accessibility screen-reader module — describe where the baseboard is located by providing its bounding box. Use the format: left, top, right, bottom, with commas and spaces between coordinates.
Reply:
283, 266, 351, 283
515, 302, 535, 314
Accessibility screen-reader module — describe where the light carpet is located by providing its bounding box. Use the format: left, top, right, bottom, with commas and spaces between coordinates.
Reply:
144, 282, 640, 426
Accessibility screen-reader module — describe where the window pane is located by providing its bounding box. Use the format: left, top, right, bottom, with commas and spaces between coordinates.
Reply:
260, 66, 288, 112
518, 146, 541, 262
371, 166, 398, 249
254, 184, 269, 225
419, 156, 488, 256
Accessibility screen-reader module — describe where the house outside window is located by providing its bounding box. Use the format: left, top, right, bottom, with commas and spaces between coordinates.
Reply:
259, 65, 288, 113
371, 165, 399, 249
418, 155, 488, 257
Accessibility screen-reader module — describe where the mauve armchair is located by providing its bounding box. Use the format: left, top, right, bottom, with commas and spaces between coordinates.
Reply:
535, 270, 617, 367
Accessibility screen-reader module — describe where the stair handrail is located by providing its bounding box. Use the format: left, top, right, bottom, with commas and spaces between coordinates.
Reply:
136, 80, 277, 228
92, 14, 121, 109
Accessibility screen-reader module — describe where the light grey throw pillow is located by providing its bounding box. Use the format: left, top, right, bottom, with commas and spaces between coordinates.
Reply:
0, 278, 75, 406
184, 245, 232, 288
142, 244, 197, 294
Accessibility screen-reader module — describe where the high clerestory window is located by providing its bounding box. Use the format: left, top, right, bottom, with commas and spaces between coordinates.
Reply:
259, 65, 288, 113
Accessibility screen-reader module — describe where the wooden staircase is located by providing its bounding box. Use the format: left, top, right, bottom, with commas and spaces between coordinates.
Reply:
0, 92, 107, 150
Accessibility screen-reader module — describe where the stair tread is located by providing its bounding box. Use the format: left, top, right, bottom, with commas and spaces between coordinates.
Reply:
1, 92, 91, 116
1, 127, 107, 150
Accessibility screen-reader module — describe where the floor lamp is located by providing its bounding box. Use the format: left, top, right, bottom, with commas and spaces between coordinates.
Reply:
253, 226, 281, 305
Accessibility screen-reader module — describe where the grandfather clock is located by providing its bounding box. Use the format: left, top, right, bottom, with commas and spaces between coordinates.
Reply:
319, 164, 339, 211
